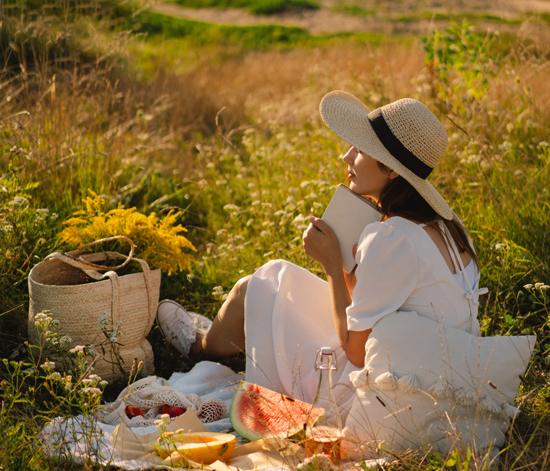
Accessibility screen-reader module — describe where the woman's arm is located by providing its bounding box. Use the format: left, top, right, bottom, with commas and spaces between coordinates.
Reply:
303, 216, 371, 368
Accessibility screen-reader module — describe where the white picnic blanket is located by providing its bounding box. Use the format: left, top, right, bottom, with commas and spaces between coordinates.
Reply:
41, 361, 242, 470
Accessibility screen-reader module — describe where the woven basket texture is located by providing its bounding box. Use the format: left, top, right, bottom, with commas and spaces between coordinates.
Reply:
28, 252, 160, 382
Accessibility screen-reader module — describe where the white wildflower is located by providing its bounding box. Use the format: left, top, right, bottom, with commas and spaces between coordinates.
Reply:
40, 361, 55, 371
223, 204, 239, 212
48, 372, 62, 381
82, 387, 101, 395
260, 230, 271, 237
292, 214, 305, 225
251, 200, 261, 206
70, 345, 86, 355
535, 282, 544, 289
9, 196, 29, 206
88, 374, 101, 382
100, 380, 108, 387
498, 141, 513, 151
87, 344, 98, 357
523, 284, 533, 289
98, 313, 109, 330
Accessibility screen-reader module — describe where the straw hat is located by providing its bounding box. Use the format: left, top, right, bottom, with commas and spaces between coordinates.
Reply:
319, 90, 453, 220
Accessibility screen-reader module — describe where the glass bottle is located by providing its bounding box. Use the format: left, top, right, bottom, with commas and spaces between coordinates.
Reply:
304, 346, 343, 462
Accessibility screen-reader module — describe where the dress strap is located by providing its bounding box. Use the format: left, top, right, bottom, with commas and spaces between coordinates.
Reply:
437, 220, 488, 333
437, 220, 461, 275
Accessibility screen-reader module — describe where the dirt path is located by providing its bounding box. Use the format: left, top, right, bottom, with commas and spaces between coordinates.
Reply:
152, 0, 550, 36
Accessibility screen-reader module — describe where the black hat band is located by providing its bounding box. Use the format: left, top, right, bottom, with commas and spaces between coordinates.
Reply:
368, 108, 433, 180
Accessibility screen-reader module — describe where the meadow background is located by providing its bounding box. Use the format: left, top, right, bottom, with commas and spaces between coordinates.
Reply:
1, 0, 550, 469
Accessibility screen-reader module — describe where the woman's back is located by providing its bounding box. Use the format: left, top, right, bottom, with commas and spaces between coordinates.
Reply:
347, 217, 482, 336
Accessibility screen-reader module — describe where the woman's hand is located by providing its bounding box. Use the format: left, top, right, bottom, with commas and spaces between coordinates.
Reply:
303, 216, 342, 273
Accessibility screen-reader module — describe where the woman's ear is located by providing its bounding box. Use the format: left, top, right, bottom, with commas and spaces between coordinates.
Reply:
388, 170, 400, 180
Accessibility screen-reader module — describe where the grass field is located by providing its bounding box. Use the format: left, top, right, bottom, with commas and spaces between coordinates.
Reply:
1, 1, 550, 469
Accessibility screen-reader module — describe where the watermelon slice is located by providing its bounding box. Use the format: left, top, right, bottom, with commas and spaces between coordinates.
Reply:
229, 381, 322, 441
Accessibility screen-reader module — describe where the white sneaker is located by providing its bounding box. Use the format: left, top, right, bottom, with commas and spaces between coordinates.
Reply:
157, 300, 213, 357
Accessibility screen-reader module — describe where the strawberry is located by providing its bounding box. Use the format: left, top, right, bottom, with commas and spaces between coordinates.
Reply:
164, 405, 186, 418
125, 405, 144, 419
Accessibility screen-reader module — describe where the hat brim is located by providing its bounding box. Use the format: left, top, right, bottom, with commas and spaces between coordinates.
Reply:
319, 90, 453, 220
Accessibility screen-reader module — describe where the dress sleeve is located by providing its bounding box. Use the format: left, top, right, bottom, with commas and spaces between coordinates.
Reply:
346, 221, 420, 332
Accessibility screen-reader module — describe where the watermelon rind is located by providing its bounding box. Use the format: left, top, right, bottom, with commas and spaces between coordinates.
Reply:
229, 381, 321, 441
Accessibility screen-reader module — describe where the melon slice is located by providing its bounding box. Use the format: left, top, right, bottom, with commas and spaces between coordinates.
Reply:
229, 381, 322, 441
153, 430, 236, 465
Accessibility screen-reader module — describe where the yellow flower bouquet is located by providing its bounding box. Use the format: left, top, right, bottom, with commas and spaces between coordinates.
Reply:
59, 191, 196, 275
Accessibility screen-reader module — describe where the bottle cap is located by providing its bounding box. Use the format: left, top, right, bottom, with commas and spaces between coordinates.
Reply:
320, 346, 333, 355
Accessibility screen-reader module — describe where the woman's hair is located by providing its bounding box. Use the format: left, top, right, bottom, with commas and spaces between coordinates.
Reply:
375, 163, 479, 268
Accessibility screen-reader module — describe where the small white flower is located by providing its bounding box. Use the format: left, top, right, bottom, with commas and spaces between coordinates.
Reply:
88, 374, 101, 381
100, 380, 108, 387
523, 284, 533, 289
251, 200, 261, 206
40, 361, 55, 371
70, 345, 86, 355
49, 372, 62, 381
292, 214, 305, 225
82, 387, 101, 395
9, 196, 29, 206
87, 344, 98, 357
260, 230, 271, 237
223, 204, 239, 212
535, 282, 544, 289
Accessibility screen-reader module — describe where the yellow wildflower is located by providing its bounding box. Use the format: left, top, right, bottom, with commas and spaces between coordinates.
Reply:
59, 191, 196, 274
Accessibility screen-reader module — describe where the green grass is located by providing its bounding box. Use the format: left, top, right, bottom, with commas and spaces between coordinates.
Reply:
130, 11, 388, 52
169, 0, 320, 15
392, 11, 523, 25
331, 3, 375, 17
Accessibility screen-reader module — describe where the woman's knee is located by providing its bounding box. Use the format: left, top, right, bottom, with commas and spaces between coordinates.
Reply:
232, 275, 252, 304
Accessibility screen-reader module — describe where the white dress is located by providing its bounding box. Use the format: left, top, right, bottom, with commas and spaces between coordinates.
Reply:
243, 216, 486, 419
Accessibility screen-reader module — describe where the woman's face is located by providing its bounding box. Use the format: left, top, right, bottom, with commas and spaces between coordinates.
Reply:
342, 146, 397, 201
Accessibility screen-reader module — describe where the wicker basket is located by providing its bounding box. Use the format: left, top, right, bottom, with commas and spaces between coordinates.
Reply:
28, 237, 160, 382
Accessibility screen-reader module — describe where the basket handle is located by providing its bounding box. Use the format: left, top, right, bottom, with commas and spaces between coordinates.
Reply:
46, 236, 136, 273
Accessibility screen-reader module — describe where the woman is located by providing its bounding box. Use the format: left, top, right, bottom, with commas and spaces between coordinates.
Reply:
157, 90, 485, 418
